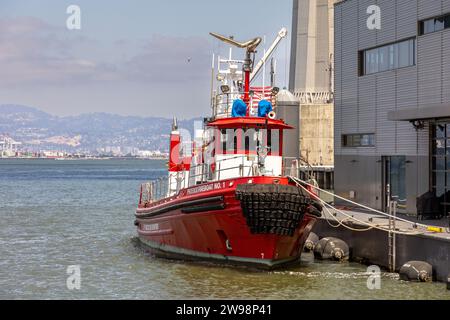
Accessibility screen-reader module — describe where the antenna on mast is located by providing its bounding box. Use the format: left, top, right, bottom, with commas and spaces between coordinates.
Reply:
209, 32, 262, 109
270, 57, 276, 87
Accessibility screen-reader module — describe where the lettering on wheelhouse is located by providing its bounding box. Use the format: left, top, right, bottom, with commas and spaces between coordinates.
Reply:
187, 182, 225, 195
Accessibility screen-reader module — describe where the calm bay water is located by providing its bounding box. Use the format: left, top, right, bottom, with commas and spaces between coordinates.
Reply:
0, 159, 448, 300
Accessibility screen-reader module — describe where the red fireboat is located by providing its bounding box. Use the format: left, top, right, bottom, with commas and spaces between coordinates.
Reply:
135, 30, 322, 269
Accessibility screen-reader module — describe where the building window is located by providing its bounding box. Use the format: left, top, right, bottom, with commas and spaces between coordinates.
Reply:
419, 13, 450, 35
360, 39, 415, 76
342, 134, 375, 147
431, 121, 450, 217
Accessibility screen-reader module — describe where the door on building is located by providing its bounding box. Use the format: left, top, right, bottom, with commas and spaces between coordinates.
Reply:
431, 122, 450, 218
382, 156, 407, 214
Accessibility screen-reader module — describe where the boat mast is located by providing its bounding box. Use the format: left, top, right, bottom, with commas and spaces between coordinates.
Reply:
209, 32, 262, 110
243, 49, 252, 108
210, 54, 215, 110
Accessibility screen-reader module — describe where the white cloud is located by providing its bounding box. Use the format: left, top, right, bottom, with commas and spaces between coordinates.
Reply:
0, 17, 211, 87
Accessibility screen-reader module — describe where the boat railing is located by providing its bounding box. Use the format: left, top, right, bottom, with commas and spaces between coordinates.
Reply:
212, 91, 277, 119
139, 176, 169, 205
282, 157, 312, 180
282, 157, 334, 191
188, 155, 260, 185
139, 157, 333, 205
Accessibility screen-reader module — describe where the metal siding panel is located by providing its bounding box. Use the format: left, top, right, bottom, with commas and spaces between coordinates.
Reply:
358, 0, 377, 50
340, 87, 358, 129
417, 33, 443, 106
396, 0, 418, 40
341, 148, 359, 156
356, 143, 377, 156
395, 67, 419, 155
335, 104, 342, 155
335, 95, 342, 154
418, 0, 442, 20
396, 121, 418, 155
443, 0, 450, 13
376, 73, 396, 154
443, 29, 450, 103
341, 10, 358, 82
335, 5, 343, 154
340, 0, 358, 147
377, 0, 396, 45
396, 67, 418, 110
358, 76, 376, 132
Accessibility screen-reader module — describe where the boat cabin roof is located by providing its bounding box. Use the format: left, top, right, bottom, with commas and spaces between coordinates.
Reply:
206, 117, 293, 130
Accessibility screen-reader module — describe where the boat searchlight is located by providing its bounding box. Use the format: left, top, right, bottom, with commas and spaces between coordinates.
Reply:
271, 87, 280, 95
220, 85, 230, 94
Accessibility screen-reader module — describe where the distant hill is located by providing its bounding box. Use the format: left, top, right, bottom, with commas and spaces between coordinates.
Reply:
0, 104, 199, 153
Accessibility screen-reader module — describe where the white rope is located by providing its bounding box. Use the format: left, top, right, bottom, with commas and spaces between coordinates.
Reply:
322, 203, 374, 232
321, 196, 422, 235
289, 176, 427, 235
290, 176, 429, 229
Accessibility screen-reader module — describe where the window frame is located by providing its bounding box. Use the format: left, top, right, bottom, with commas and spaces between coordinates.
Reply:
419, 12, 450, 35
359, 38, 416, 76
342, 133, 376, 148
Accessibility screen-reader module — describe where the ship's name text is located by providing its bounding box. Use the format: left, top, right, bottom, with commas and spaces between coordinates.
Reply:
187, 182, 224, 195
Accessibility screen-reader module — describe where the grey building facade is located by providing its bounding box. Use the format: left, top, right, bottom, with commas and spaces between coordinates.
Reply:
334, 0, 450, 216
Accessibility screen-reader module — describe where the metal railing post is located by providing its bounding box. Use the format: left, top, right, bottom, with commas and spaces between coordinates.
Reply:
393, 200, 397, 272
388, 198, 397, 273
218, 161, 221, 180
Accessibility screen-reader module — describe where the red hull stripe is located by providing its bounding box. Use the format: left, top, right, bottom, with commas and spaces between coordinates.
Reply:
136, 196, 224, 217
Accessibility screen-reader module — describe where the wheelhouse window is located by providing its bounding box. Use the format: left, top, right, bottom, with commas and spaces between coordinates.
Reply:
359, 39, 415, 76
215, 128, 282, 156
419, 13, 450, 35
241, 128, 281, 156
342, 134, 375, 147
242, 128, 259, 154
219, 129, 238, 154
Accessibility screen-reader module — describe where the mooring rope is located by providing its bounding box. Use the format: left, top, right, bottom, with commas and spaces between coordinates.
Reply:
322, 203, 375, 232
289, 176, 428, 235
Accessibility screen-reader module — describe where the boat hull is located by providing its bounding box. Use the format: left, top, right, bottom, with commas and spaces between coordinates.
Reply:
135, 177, 319, 269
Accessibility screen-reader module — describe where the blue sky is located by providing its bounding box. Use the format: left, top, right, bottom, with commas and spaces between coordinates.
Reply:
0, 0, 292, 118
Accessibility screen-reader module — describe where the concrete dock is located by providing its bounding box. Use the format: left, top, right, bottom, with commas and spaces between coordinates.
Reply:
312, 209, 450, 282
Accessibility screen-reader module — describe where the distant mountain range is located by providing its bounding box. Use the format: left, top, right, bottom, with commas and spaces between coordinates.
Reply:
0, 104, 199, 153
